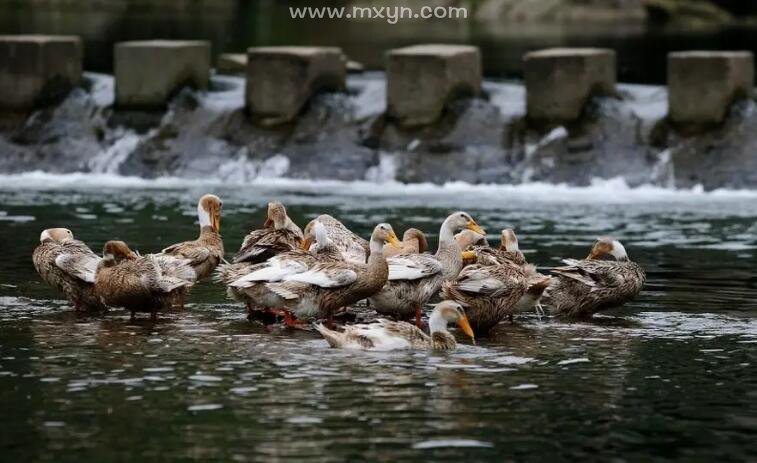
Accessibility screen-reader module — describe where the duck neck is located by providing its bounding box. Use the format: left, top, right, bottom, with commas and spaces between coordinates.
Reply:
428, 309, 448, 335
435, 222, 463, 279
366, 238, 389, 284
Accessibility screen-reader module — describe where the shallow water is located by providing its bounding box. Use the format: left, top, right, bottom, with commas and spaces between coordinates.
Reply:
1, 179, 756, 461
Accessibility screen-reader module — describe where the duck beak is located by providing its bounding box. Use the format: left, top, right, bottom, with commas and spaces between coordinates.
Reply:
587, 248, 602, 260
127, 251, 138, 260
263, 217, 273, 227
462, 250, 477, 262
457, 314, 476, 344
466, 221, 485, 235
301, 237, 312, 250
387, 231, 402, 249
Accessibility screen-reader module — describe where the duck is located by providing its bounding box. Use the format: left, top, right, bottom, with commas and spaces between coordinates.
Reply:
159, 194, 224, 280
217, 220, 343, 316
545, 237, 646, 319
464, 229, 551, 319
32, 228, 107, 312
94, 240, 196, 320
307, 214, 369, 264
383, 228, 428, 258
233, 201, 303, 263
257, 223, 400, 325
368, 211, 485, 326
315, 300, 475, 351
455, 228, 489, 266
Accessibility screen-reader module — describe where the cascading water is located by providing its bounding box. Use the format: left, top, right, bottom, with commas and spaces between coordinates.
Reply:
1, 71, 756, 190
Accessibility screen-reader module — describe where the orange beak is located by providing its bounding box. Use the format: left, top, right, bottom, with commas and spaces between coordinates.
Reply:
211, 211, 221, 233
127, 252, 138, 260
457, 314, 475, 344
466, 220, 485, 235
301, 237, 312, 251
462, 250, 477, 262
263, 217, 273, 227
587, 248, 603, 260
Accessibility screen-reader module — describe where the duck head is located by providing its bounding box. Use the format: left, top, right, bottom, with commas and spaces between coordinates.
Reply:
198, 194, 222, 233
587, 237, 628, 261
500, 229, 519, 252
102, 240, 137, 263
369, 223, 401, 253
429, 300, 475, 343
40, 228, 74, 243
454, 229, 488, 249
444, 211, 485, 235
402, 228, 428, 253
302, 220, 331, 251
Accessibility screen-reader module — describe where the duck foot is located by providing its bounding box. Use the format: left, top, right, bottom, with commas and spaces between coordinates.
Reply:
278, 309, 309, 330
534, 303, 545, 320
415, 306, 424, 328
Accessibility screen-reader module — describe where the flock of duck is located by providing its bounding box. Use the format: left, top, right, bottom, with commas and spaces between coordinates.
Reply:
32, 194, 646, 351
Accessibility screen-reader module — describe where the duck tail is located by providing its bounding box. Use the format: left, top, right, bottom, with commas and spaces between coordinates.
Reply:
315, 323, 342, 348
214, 262, 251, 285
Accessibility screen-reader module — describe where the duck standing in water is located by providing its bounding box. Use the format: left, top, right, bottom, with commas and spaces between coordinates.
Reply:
217, 220, 342, 317
369, 212, 485, 326
234, 201, 303, 264
545, 237, 645, 319
259, 223, 400, 325
32, 228, 107, 312
159, 194, 224, 280
316, 300, 476, 351
94, 241, 196, 320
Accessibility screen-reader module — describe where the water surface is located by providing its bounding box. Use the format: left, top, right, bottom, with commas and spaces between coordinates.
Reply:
1, 178, 756, 461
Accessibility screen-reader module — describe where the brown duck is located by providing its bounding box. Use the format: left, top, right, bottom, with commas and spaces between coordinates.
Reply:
233, 201, 303, 263
545, 237, 646, 319
94, 241, 195, 320
32, 228, 107, 312
159, 194, 224, 280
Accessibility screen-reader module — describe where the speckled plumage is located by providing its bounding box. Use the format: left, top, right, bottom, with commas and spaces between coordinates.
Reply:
33, 239, 106, 312
314, 214, 369, 264
442, 263, 528, 334
234, 226, 303, 263
545, 258, 646, 319
161, 226, 224, 280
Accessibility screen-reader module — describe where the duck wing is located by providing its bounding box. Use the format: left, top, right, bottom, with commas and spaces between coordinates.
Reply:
54, 250, 100, 284
234, 228, 301, 263
387, 254, 443, 281
284, 262, 358, 288
161, 241, 211, 267
451, 264, 524, 297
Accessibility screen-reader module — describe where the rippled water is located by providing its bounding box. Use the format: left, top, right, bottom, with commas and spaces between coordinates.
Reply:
1, 178, 756, 461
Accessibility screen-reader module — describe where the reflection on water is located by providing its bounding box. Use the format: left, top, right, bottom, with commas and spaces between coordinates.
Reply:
0, 182, 756, 461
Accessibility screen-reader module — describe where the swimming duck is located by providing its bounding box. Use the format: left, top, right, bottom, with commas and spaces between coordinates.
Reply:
94, 241, 196, 320
32, 228, 107, 312
383, 228, 428, 258
368, 212, 485, 326
307, 214, 369, 264
159, 194, 224, 280
545, 237, 645, 319
217, 220, 343, 316
315, 300, 475, 351
233, 201, 303, 263
258, 223, 400, 324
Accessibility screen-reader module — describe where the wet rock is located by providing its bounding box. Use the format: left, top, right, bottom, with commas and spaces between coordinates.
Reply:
386, 44, 482, 127
217, 53, 246, 75
245, 46, 346, 126
524, 48, 616, 123
667, 51, 754, 129
0, 35, 82, 111
115, 40, 211, 108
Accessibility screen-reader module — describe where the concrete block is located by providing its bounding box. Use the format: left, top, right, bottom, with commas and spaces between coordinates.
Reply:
524, 48, 616, 122
115, 40, 210, 108
668, 51, 754, 126
386, 44, 481, 127
246, 46, 346, 126
217, 53, 246, 75
0, 35, 82, 110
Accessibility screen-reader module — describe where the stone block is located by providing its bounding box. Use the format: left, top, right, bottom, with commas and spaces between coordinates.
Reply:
217, 53, 246, 75
115, 40, 210, 107
0, 35, 82, 110
245, 46, 346, 126
524, 48, 616, 122
668, 51, 754, 126
386, 44, 481, 127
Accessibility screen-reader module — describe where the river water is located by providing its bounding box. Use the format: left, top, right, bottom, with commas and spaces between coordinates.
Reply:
0, 176, 756, 461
